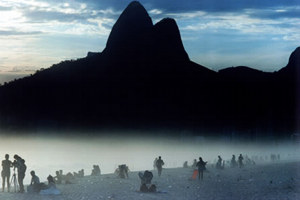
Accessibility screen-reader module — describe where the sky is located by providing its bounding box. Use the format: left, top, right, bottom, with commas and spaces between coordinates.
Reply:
0, 0, 299, 83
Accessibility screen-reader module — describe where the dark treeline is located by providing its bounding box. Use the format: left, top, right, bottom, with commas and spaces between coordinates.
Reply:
0, 1, 299, 138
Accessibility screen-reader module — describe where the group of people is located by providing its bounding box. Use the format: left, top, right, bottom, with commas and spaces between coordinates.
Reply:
54, 169, 85, 184
91, 165, 101, 176
1, 154, 60, 194
1, 153, 267, 194
190, 154, 248, 180
115, 164, 129, 178
135, 156, 164, 193
27, 171, 58, 194
230, 154, 245, 168
1, 154, 26, 193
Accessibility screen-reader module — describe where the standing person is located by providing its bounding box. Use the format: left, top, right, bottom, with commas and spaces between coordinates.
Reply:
231, 155, 237, 168
156, 156, 164, 177
153, 158, 158, 170
13, 155, 27, 193
238, 154, 244, 168
216, 156, 222, 169
191, 159, 197, 168
196, 157, 207, 180
2, 154, 12, 192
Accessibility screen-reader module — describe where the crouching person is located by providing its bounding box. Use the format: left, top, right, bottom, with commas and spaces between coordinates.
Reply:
138, 171, 156, 193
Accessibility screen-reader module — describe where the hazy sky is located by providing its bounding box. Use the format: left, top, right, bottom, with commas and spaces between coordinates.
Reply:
0, 0, 299, 82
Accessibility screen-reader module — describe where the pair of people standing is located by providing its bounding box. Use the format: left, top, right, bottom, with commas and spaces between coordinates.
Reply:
1, 154, 27, 193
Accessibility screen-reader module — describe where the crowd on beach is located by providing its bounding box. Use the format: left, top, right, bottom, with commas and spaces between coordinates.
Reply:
0, 152, 281, 195
0, 154, 104, 194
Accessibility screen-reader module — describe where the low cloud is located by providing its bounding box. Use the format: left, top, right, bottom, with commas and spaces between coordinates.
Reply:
247, 7, 300, 19
24, 10, 89, 23
167, 8, 300, 42
0, 30, 43, 36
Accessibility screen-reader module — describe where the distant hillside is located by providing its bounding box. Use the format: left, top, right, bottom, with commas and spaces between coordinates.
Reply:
0, 1, 298, 138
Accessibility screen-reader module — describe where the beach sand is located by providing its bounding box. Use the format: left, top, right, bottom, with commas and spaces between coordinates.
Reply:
0, 161, 299, 200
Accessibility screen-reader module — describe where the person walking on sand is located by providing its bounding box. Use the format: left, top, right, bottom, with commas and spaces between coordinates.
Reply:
196, 157, 207, 180
2, 154, 12, 192
156, 156, 164, 177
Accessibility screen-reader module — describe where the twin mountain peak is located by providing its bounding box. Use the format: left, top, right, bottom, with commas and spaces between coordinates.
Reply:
94, 1, 189, 63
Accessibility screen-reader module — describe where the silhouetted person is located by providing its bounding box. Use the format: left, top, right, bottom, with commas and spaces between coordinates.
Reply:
13, 155, 26, 193
138, 170, 153, 185
231, 155, 237, 168
47, 175, 55, 186
39, 175, 61, 195
54, 171, 62, 184
238, 154, 244, 168
156, 156, 164, 177
118, 165, 129, 178
216, 156, 222, 169
65, 172, 74, 184
153, 158, 158, 169
29, 170, 41, 193
2, 154, 12, 192
91, 165, 101, 176
79, 169, 84, 177
196, 157, 207, 180
183, 161, 188, 168
191, 159, 197, 168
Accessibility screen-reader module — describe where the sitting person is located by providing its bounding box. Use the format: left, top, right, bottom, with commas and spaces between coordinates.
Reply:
39, 175, 61, 195
183, 161, 188, 168
27, 171, 45, 193
47, 175, 55, 187
117, 165, 129, 178
78, 169, 84, 178
65, 172, 74, 184
138, 170, 153, 185
54, 171, 62, 184
91, 165, 101, 176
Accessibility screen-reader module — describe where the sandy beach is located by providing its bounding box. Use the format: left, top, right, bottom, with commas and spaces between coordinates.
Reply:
0, 161, 299, 200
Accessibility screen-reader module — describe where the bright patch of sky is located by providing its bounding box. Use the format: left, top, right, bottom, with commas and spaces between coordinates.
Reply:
0, 0, 299, 82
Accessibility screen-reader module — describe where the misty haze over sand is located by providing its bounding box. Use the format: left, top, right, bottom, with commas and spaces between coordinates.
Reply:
0, 133, 299, 184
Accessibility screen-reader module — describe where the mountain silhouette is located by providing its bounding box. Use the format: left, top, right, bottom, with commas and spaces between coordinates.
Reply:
105, 1, 152, 52
0, 1, 298, 138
